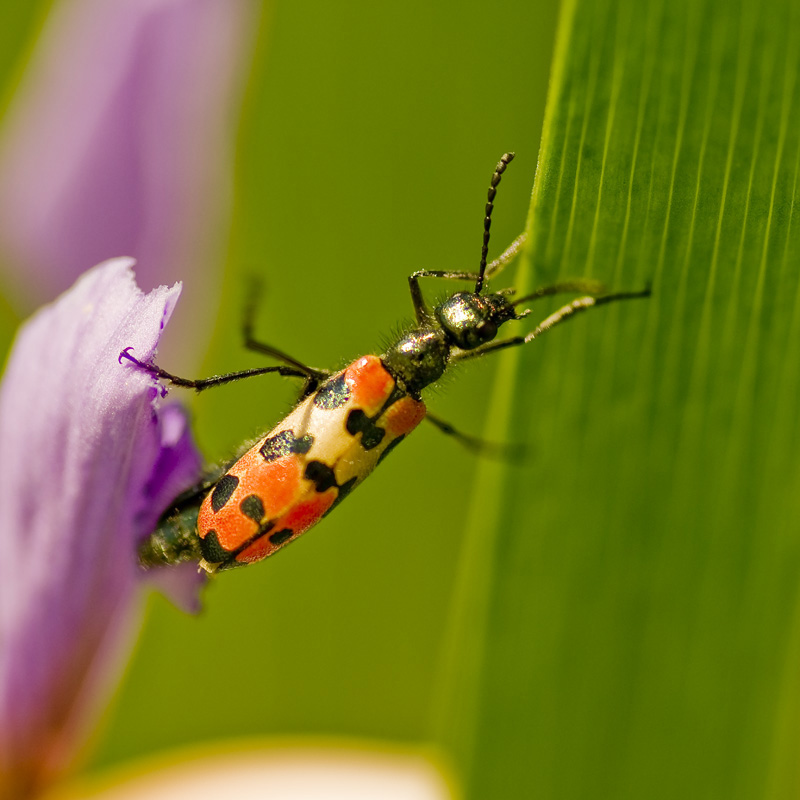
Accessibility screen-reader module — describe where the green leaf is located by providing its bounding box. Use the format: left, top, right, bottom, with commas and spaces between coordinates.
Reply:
438, 0, 800, 797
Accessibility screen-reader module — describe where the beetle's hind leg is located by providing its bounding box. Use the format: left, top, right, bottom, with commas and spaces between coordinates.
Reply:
243, 279, 331, 397
425, 411, 525, 461
120, 280, 332, 396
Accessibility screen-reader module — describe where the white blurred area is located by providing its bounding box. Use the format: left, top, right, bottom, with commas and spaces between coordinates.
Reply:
45, 743, 454, 800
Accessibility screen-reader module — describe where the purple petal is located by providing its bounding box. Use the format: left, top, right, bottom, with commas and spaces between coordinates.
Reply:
0, 0, 256, 320
139, 404, 207, 613
137, 403, 207, 613
0, 259, 203, 795
138, 403, 204, 535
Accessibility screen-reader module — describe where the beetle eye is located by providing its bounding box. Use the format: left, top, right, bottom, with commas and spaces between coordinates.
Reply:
477, 320, 497, 342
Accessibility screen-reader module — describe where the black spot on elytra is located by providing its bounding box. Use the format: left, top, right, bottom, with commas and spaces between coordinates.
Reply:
210, 474, 239, 512
260, 430, 313, 462
346, 409, 385, 450
313, 373, 350, 409
377, 434, 405, 464
239, 494, 265, 522
214, 520, 276, 571
199, 530, 230, 563
269, 528, 293, 546
346, 409, 366, 434
304, 461, 337, 493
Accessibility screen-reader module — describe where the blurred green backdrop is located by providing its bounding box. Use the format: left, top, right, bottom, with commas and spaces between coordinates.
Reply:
0, 0, 559, 780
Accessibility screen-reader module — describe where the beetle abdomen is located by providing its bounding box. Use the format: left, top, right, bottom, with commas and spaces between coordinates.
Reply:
197, 355, 426, 570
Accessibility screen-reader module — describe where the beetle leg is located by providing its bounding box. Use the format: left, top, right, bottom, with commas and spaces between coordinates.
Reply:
425, 411, 524, 461
451, 288, 650, 364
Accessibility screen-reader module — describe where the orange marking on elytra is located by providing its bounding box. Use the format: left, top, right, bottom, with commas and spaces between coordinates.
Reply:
278, 489, 337, 533
198, 494, 246, 551
246, 457, 303, 517
346, 355, 394, 415
197, 455, 305, 552
235, 488, 337, 563
383, 396, 426, 437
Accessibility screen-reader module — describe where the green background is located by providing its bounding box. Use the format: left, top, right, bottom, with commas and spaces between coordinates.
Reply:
0, 0, 558, 784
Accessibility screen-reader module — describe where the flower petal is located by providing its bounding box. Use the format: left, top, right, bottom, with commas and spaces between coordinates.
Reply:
0, 259, 203, 796
0, 0, 256, 327
138, 403, 207, 613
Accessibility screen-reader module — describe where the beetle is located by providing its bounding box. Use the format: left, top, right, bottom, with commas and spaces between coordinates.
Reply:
124, 153, 648, 573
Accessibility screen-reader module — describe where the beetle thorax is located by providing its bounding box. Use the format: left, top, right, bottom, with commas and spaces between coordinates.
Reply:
381, 292, 518, 395
381, 327, 449, 395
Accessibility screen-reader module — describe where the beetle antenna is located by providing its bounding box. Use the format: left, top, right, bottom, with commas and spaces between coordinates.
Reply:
475, 152, 515, 294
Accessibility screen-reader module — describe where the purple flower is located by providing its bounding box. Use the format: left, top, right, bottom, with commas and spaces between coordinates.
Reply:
0, 0, 256, 327
0, 260, 204, 798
